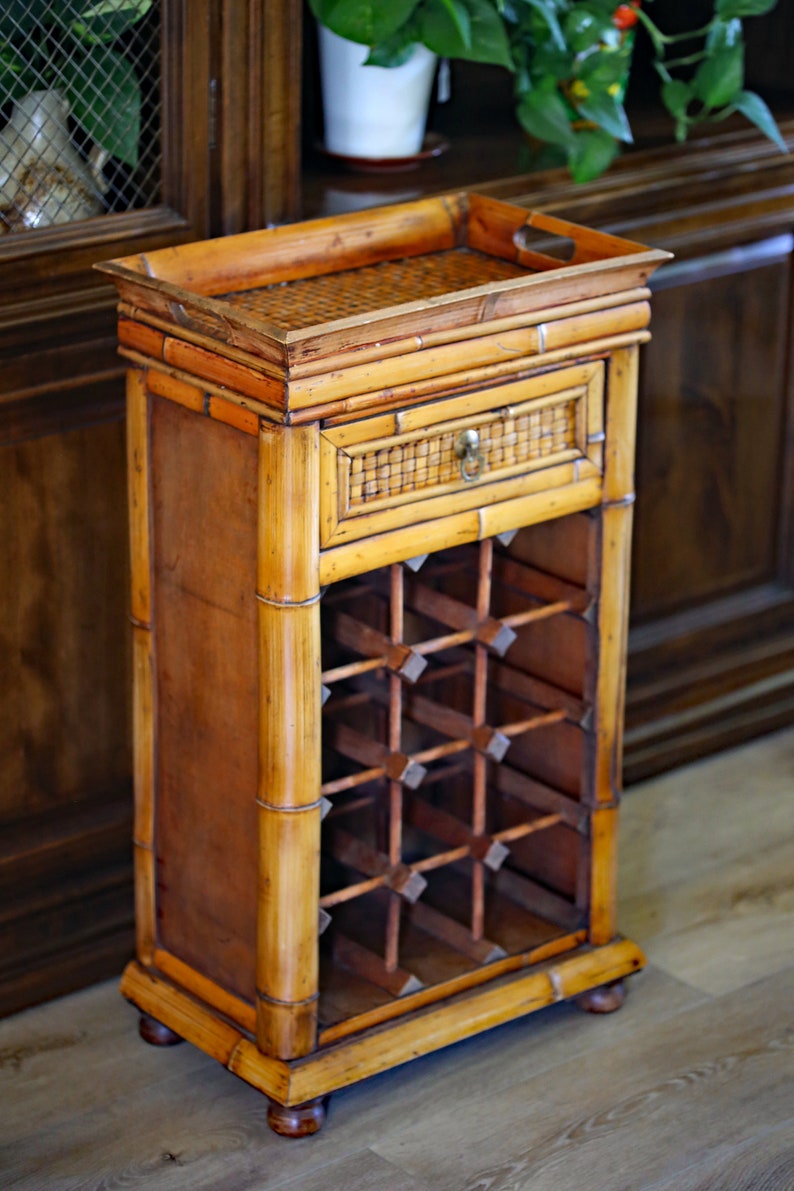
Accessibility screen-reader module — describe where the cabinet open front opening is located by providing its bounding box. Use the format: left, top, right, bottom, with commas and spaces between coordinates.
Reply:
316, 514, 597, 1037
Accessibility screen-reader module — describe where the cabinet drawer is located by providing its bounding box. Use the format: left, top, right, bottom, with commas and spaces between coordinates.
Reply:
320, 362, 604, 547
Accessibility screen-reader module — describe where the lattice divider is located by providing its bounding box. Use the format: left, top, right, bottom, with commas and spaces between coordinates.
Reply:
317, 532, 590, 1025
385, 563, 406, 976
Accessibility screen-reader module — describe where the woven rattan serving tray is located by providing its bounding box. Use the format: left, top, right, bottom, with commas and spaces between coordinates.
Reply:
98, 192, 669, 420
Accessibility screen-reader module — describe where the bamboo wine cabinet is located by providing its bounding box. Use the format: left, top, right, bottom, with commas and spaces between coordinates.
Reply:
99, 193, 670, 1137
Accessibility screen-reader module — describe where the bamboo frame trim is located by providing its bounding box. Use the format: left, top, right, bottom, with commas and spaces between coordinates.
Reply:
141, 368, 261, 436
589, 806, 619, 946
318, 475, 603, 586
117, 306, 287, 381
316, 929, 586, 1047
288, 288, 652, 380
145, 365, 204, 414
120, 961, 288, 1092
121, 331, 649, 430
119, 347, 287, 423
116, 286, 652, 407
323, 365, 592, 447
255, 797, 323, 813
257, 990, 320, 1009
288, 303, 647, 411
126, 370, 152, 627
265, 937, 645, 1104
122, 938, 647, 1105
255, 590, 322, 608
292, 330, 650, 420
121, 934, 643, 1106
321, 455, 601, 551
256, 422, 321, 1059
153, 948, 256, 1034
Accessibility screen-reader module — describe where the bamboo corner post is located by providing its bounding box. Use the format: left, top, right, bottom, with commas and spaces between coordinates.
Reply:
98, 193, 670, 1138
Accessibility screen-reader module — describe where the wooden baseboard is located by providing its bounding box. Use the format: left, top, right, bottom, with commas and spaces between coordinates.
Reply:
0, 791, 134, 1018
624, 663, 794, 784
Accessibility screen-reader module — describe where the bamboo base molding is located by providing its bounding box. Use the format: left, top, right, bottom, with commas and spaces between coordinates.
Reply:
121, 937, 643, 1116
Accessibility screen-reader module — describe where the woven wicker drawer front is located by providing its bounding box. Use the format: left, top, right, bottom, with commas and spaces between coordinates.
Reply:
320, 361, 604, 548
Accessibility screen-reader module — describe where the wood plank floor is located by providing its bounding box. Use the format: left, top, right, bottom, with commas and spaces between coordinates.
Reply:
1, 727, 793, 1190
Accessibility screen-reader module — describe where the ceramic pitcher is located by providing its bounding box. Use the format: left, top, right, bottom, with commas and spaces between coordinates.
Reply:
0, 89, 105, 231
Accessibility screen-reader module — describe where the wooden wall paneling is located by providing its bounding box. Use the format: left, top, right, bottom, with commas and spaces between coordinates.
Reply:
0, 792, 134, 1019
632, 239, 793, 621
259, 0, 303, 228
0, 410, 134, 1018
623, 234, 794, 779
219, 0, 303, 231
0, 416, 131, 823
0, 1, 302, 1018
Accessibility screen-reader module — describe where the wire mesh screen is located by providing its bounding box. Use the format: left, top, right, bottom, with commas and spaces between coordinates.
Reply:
0, 0, 161, 234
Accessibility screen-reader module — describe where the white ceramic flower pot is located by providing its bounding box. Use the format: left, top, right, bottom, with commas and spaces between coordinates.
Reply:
318, 26, 437, 159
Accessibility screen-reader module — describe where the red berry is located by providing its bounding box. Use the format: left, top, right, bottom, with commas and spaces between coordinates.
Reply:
613, 3, 640, 29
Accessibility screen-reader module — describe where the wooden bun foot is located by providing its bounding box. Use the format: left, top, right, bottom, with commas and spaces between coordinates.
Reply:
267, 1097, 327, 1138
138, 1012, 184, 1046
576, 978, 626, 1014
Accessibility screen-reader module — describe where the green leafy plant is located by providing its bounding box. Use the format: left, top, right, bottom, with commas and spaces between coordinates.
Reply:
0, 0, 153, 167
308, 0, 785, 182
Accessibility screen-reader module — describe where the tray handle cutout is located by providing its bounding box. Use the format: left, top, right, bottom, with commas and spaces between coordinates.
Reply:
512, 223, 577, 272
169, 300, 232, 339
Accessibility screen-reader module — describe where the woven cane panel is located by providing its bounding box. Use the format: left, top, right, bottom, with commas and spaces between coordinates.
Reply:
220, 249, 528, 330
348, 398, 578, 508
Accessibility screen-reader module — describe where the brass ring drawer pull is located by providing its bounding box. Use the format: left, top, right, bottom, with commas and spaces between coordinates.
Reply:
455, 428, 485, 482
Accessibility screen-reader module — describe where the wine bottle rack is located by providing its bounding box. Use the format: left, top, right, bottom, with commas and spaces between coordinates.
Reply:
99, 191, 669, 1135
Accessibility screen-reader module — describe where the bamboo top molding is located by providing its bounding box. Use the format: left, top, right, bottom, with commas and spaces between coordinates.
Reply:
97, 193, 670, 384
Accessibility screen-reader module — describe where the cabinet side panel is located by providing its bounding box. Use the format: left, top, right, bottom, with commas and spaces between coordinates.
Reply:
151, 396, 259, 1002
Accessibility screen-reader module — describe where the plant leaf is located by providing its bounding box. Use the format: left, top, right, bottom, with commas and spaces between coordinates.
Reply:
578, 42, 633, 88
524, 0, 566, 52
706, 17, 742, 51
576, 90, 633, 143
70, 0, 153, 45
307, 0, 419, 45
569, 126, 619, 183
734, 89, 789, 153
661, 78, 693, 119
517, 82, 578, 148
564, 7, 613, 54
365, 26, 422, 66
420, 0, 513, 67
692, 42, 744, 109
716, 0, 777, 16
61, 43, 141, 165
419, 0, 471, 56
